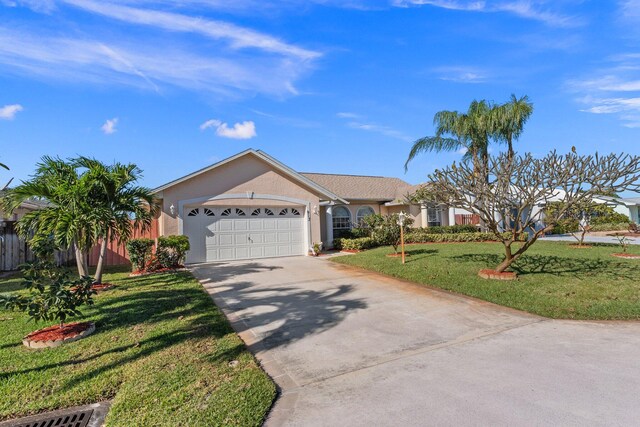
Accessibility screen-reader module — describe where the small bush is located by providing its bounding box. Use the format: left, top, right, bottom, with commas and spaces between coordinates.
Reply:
349, 227, 372, 238
156, 235, 190, 268
126, 238, 155, 271
0, 261, 94, 326
334, 237, 375, 251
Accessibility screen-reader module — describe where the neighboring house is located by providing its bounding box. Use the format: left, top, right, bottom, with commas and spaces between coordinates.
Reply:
593, 195, 640, 224
152, 149, 461, 264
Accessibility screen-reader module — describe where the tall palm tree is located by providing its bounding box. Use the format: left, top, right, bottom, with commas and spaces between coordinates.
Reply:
76, 157, 158, 284
2, 157, 100, 276
1, 162, 12, 191
405, 99, 494, 173
491, 94, 534, 159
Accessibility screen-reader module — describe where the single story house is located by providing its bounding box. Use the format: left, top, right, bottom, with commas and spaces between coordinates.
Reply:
153, 149, 461, 264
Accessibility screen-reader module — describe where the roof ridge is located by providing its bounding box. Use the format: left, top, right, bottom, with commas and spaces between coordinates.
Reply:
301, 172, 404, 179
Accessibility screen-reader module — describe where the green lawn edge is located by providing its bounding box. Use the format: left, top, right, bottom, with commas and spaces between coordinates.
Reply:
330, 241, 640, 320
0, 267, 276, 426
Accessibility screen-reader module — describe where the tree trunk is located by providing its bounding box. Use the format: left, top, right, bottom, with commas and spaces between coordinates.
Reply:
74, 242, 88, 277
495, 244, 514, 273
94, 231, 109, 284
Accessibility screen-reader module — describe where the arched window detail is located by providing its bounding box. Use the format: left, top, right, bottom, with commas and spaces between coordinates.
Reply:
188, 208, 199, 217
204, 208, 215, 216
291, 208, 301, 216
264, 208, 274, 216
221, 208, 232, 217
279, 208, 288, 216
251, 208, 261, 216
236, 208, 246, 216
332, 206, 351, 237
356, 206, 375, 226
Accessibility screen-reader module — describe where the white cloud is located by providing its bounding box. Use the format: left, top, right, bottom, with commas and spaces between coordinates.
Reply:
336, 112, 364, 119
432, 66, 488, 83
101, 117, 118, 134
392, 0, 582, 27
200, 119, 257, 139
0, 104, 23, 120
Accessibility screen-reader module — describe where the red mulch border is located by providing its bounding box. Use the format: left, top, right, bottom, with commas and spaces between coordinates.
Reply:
478, 269, 517, 281
611, 253, 640, 259
23, 322, 95, 349
130, 267, 187, 277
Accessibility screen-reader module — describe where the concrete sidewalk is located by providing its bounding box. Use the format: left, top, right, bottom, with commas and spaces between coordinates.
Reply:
191, 257, 640, 426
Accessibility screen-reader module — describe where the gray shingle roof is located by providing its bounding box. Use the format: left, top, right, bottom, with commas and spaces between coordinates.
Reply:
300, 173, 414, 201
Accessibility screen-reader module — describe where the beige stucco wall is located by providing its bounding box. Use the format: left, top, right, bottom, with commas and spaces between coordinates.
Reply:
156, 154, 324, 246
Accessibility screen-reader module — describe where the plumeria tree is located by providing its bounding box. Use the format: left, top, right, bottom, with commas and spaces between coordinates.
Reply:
427, 150, 640, 275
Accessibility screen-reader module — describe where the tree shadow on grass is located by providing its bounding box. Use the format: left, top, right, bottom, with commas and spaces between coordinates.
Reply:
404, 248, 439, 260
450, 253, 638, 280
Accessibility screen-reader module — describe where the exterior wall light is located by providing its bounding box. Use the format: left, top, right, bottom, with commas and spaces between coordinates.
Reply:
169, 204, 175, 216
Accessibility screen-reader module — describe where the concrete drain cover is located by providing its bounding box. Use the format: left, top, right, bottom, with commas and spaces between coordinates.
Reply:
0, 402, 110, 427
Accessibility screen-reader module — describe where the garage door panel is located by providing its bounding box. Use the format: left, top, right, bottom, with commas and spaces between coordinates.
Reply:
184, 206, 305, 263
219, 234, 234, 245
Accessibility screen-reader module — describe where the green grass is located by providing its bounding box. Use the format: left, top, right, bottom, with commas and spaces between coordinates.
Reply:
331, 241, 640, 320
0, 266, 275, 426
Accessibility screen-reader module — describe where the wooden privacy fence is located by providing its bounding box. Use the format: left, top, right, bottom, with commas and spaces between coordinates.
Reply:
88, 219, 159, 267
0, 218, 159, 271
455, 214, 481, 226
0, 221, 74, 271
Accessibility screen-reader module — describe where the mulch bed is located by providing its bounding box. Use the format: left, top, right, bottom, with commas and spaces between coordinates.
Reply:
611, 253, 640, 259
130, 267, 186, 277
91, 283, 115, 292
478, 269, 517, 281
23, 322, 95, 349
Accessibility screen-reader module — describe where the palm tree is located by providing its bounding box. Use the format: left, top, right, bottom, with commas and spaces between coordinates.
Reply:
1, 162, 11, 191
405, 99, 494, 173
2, 157, 100, 277
491, 94, 533, 160
76, 157, 158, 284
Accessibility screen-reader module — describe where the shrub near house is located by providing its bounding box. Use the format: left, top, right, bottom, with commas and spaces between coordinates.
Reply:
127, 236, 190, 273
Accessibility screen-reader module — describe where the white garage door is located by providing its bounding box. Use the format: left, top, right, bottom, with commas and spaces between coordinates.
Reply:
183, 206, 306, 263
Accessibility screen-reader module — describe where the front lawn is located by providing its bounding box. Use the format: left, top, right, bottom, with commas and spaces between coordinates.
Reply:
0, 267, 275, 426
332, 241, 640, 320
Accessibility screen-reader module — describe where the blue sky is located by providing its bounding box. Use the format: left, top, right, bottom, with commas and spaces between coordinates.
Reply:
1, 0, 639, 190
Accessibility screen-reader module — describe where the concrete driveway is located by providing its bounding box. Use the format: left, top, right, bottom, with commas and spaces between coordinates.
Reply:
191, 257, 640, 426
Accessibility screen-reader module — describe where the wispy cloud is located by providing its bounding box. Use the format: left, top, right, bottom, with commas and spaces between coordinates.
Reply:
392, 0, 583, 27
0, 103, 23, 120
432, 66, 488, 83
101, 117, 118, 134
569, 53, 640, 127
200, 119, 257, 139
0, 1, 321, 97
337, 112, 412, 142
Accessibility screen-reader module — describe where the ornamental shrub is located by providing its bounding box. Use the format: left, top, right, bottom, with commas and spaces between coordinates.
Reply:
0, 261, 94, 327
126, 238, 155, 271
589, 222, 631, 232
368, 214, 414, 253
156, 235, 190, 268
333, 237, 375, 251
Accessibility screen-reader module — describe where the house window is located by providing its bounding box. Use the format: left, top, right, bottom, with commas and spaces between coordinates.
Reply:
265, 208, 274, 216
204, 208, 215, 216
235, 208, 246, 216
291, 208, 301, 216
427, 207, 441, 227
221, 208, 232, 217
279, 208, 288, 216
355, 206, 375, 226
332, 206, 351, 237
251, 208, 261, 216
188, 209, 199, 217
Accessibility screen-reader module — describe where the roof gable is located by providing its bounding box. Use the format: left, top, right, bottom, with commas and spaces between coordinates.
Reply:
153, 149, 346, 203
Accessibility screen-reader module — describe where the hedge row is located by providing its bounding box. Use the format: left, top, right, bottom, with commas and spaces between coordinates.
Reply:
589, 222, 631, 232
334, 231, 525, 251
405, 231, 526, 244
